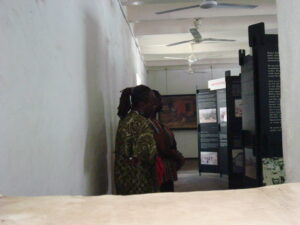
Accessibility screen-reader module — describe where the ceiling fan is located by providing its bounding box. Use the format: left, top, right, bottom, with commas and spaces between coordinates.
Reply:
164, 53, 201, 73
164, 44, 208, 73
164, 52, 199, 63
167, 27, 235, 47
155, 0, 258, 15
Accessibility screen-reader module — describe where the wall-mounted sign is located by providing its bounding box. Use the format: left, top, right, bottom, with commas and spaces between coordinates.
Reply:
208, 78, 226, 90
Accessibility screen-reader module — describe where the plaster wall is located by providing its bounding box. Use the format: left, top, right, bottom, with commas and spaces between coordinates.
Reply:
0, 0, 145, 195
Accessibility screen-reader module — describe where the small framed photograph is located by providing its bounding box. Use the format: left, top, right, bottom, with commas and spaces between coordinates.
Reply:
220, 107, 227, 122
199, 108, 217, 123
201, 152, 218, 165
235, 99, 242, 118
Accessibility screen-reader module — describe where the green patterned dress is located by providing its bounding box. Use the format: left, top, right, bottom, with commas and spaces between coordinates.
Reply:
114, 111, 158, 195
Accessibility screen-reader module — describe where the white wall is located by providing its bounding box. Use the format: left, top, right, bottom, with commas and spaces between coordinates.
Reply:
0, 0, 145, 196
277, 0, 300, 182
147, 64, 240, 158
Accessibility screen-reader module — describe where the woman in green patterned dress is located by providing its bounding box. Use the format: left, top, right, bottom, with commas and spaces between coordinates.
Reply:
114, 85, 158, 195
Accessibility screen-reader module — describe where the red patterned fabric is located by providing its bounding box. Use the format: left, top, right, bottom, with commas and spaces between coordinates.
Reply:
155, 156, 164, 185
150, 119, 184, 183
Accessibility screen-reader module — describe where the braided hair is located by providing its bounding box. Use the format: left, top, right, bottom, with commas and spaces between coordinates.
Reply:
152, 90, 162, 113
153, 90, 161, 99
117, 85, 152, 119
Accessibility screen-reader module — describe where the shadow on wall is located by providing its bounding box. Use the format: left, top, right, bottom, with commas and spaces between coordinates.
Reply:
83, 12, 108, 195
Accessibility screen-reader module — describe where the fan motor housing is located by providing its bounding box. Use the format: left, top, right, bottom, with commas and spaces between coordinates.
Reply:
200, 0, 218, 9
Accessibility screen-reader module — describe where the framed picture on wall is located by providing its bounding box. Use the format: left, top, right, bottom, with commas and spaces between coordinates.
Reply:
159, 94, 197, 130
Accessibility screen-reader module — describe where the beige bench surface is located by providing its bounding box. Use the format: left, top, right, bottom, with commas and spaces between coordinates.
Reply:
1, 183, 300, 225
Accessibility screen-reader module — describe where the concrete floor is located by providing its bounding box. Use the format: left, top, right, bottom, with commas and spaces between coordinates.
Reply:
174, 159, 228, 192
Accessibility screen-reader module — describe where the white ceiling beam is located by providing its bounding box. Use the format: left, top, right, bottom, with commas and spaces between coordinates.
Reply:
140, 41, 249, 54
145, 57, 239, 66
147, 63, 240, 72
133, 15, 277, 36
127, 0, 276, 22
138, 32, 248, 46
121, 0, 199, 6
144, 49, 240, 60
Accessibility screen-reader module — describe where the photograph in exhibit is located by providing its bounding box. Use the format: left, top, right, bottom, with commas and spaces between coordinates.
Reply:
232, 149, 243, 173
199, 108, 217, 123
262, 158, 285, 186
201, 152, 218, 165
235, 99, 242, 118
219, 107, 227, 122
245, 148, 257, 179
159, 95, 197, 129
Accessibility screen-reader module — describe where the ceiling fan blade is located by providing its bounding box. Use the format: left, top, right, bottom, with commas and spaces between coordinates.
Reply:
167, 40, 194, 47
164, 56, 187, 60
201, 38, 236, 42
155, 5, 199, 15
216, 3, 258, 9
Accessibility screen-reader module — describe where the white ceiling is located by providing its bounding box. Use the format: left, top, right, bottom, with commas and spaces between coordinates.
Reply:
121, 0, 277, 67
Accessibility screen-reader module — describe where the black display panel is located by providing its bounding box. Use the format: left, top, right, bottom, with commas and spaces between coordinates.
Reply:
226, 75, 244, 188
239, 22, 283, 188
217, 89, 228, 175
240, 51, 261, 187
255, 35, 282, 158
197, 89, 219, 173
